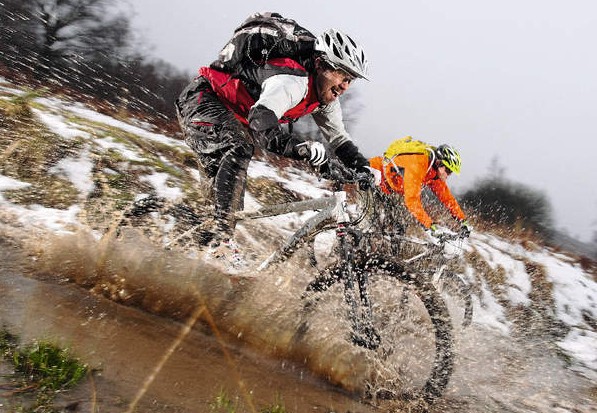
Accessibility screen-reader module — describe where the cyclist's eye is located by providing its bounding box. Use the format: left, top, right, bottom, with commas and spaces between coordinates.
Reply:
335, 69, 354, 84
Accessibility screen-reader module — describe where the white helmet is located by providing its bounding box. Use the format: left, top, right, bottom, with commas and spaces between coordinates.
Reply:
314, 29, 369, 80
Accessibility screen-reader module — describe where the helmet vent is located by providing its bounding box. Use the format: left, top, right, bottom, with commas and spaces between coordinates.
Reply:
332, 44, 342, 59
347, 35, 357, 48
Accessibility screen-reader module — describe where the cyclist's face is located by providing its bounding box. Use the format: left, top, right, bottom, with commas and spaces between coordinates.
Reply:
315, 63, 355, 105
437, 165, 451, 181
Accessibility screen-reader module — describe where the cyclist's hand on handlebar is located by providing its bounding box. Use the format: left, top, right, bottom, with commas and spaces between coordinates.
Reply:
317, 159, 379, 189
318, 159, 363, 185
360, 166, 381, 190
425, 224, 457, 245
459, 219, 472, 238
295, 141, 329, 167
354, 166, 380, 190
317, 159, 346, 182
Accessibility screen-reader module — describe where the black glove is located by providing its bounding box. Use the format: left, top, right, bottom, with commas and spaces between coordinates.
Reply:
459, 220, 472, 238
355, 168, 375, 190
333, 140, 369, 171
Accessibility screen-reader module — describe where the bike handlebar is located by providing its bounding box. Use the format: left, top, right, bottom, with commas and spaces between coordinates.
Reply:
436, 231, 465, 243
398, 231, 465, 247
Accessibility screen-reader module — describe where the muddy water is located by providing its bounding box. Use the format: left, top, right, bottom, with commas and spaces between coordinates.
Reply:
1, 231, 595, 413
0, 244, 375, 412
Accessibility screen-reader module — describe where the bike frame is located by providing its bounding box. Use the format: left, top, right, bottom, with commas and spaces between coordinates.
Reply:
235, 190, 352, 272
235, 186, 381, 348
235, 186, 472, 330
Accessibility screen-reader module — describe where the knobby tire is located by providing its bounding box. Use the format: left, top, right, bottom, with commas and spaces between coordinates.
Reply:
357, 255, 455, 403
436, 270, 473, 328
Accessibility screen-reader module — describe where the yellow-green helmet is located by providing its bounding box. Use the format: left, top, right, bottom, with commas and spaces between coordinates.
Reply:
436, 144, 461, 175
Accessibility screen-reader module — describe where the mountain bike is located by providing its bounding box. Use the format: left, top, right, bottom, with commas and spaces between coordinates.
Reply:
233, 160, 456, 403
117, 160, 465, 403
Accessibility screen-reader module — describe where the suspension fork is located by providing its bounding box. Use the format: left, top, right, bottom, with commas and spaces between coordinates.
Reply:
337, 223, 374, 327
330, 191, 373, 317
337, 224, 380, 349
337, 223, 360, 325
347, 227, 373, 314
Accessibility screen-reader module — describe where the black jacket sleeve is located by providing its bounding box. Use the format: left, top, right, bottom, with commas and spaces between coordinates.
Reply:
334, 140, 369, 172
248, 104, 305, 159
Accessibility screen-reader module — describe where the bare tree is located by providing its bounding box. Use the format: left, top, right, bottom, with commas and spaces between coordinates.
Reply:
1, 0, 131, 79
0, 1, 188, 124
31, 0, 131, 62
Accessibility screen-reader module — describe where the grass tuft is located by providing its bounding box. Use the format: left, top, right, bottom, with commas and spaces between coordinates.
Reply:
210, 389, 239, 413
0, 328, 89, 411
12, 340, 88, 391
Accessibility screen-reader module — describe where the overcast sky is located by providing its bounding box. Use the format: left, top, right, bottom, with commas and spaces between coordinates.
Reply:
124, 0, 597, 242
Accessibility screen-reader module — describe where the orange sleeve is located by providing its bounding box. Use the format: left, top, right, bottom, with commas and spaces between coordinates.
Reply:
427, 178, 466, 221
369, 157, 384, 174
392, 154, 433, 228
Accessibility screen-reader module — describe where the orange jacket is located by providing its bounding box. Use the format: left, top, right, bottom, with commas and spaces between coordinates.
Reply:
370, 155, 465, 228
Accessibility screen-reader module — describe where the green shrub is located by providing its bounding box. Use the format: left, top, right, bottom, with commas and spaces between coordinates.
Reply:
461, 176, 554, 238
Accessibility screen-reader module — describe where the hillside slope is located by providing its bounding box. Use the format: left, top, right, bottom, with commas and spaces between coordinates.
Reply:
1, 78, 596, 412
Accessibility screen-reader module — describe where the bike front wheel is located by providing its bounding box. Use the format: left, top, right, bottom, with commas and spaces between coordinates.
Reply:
359, 256, 455, 403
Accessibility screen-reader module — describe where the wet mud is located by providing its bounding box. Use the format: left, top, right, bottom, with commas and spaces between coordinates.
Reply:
0, 235, 375, 413
0, 231, 595, 413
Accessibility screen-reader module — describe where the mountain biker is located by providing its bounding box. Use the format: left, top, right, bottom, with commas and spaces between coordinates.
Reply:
175, 24, 371, 263
369, 141, 472, 242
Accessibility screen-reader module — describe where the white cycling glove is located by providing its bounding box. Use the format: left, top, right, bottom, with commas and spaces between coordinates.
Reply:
296, 141, 328, 167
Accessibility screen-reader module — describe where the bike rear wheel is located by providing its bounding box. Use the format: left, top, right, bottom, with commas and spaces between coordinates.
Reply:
358, 256, 455, 403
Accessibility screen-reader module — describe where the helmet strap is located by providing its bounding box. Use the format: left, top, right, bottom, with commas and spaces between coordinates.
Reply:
426, 148, 436, 174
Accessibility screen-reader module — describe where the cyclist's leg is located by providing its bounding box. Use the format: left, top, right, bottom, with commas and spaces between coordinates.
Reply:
212, 136, 253, 236
176, 77, 254, 241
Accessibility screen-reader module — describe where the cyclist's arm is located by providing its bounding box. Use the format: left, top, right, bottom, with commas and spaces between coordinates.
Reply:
248, 75, 309, 158
428, 179, 466, 221
312, 102, 368, 170
252, 74, 308, 120
311, 100, 349, 146
397, 155, 434, 228
370, 157, 394, 194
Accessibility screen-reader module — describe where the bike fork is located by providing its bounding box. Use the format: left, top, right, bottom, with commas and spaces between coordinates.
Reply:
338, 225, 380, 350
